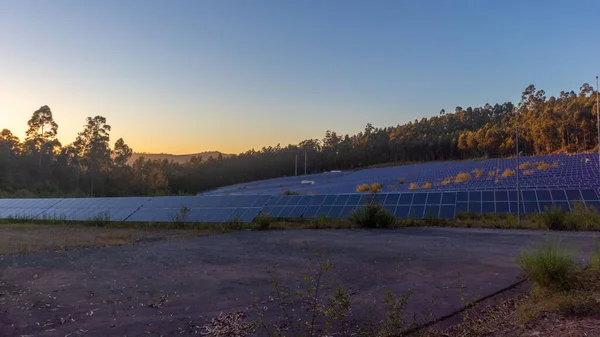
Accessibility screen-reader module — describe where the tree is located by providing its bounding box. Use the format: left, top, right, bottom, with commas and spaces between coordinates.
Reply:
73, 116, 112, 196
113, 138, 132, 167
24, 105, 59, 168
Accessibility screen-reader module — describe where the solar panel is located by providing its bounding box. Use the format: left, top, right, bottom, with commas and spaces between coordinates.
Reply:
426, 192, 442, 205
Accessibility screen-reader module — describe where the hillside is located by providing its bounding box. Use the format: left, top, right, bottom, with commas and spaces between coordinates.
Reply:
128, 151, 231, 165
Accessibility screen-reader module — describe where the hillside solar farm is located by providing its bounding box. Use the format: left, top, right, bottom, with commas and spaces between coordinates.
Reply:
1, 153, 599, 223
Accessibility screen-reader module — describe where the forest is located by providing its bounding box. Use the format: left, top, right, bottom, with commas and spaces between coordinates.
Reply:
0, 84, 598, 197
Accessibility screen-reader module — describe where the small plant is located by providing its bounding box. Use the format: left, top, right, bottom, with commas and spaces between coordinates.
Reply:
441, 177, 452, 185
488, 170, 496, 177
422, 181, 432, 189
454, 172, 472, 183
501, 168, 516, 177
229, 214, 245, 230
564, 202, 600, 231
283, 189, 300, 195
397, 178, 405, 184
551, 160, 559, 168
519, 162, 533, 170
516, 239, 576, 291
254, 213, 274, 230
348, 204, 394, 228
89, 211, 111, 226
473, 168, 484, 178
172, 204, 191, 223
408, 182, 419, 190
535, 161, 551, 170
369, 182, 383, 193
540, 204, 567, 230
523, 169, 534, 175
356, 184, 371, 192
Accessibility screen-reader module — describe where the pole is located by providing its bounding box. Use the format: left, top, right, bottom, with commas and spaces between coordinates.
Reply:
596, 76, 599, 170
304, 150, 307, 175
295, 155, 298, 176
516, 126, 521, 225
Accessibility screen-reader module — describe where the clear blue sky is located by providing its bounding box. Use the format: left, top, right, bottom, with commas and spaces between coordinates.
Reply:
1, 0, 599, 154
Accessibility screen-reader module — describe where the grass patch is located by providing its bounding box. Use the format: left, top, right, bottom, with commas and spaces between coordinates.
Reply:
348, 204, 395, 228
409, 182, 419, 190
423, 181, 432, 189
519, 162, 533, 170
283, 190, 300, 195
253, 213, 275, 230
501, 168, 516, 177
516, 239, 577, 291
454, 172, 472, 183
473, 168, 484, 178
535, 161, 551, 170
356, 184, 370, 192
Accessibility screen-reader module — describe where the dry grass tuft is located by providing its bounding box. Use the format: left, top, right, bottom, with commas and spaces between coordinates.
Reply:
502, 168, 516, 177
409, 182, 419, 190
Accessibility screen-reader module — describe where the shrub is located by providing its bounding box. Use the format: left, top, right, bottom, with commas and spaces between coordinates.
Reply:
422, 182, 432, 189
283, 190, 300, 195
540, 204, 568, 230
356, 184, 370, 192
397, 178, 405, 184
369, 183, 383, 193
563, 202, 600, 231
591, 237, 600, 271
408, 182, 419, 190
519, 162, 533, 170
474, 168, 484, 178
172, 204, 191, 223
441, 177, 452, 186
254, 213, 274, 230
501, 168, 516, 177
454, 172, 471, 183
488, 171, 496, 177
516, 239, 576, 291
348, 204, 395, 228
535, 161, 551, 170
523, 169, 534, 175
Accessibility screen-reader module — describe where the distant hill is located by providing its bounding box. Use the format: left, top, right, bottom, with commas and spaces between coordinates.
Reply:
128, 151, 231, 165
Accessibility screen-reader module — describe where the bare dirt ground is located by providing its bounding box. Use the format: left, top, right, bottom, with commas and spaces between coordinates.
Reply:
0, 227, 597, 336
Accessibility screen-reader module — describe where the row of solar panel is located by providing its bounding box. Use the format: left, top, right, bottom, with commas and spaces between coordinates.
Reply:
0, 189, 599, 222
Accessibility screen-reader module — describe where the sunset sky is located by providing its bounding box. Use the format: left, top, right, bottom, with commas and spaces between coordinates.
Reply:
1, 0, 599, 154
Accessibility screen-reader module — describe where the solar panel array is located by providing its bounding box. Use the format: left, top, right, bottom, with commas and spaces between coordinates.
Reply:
200, 153, 600, 196
1, 188, 598, 223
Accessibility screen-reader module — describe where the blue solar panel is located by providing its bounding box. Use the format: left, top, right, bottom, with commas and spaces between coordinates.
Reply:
381, 193, 397, 205
565, 190, 583, 201
495, 202, 510, 213
441, 192, 456, 204
290, 206, 306, 218
522, 190, 537, 202
323, 195, 337, 205
424, 205, 440, 218
536, 190, 551, 201
412, 193, 427, 205
276, 197, 290, 206
394, 206, 410, 219
341, 206, 356, 217
303, 206, 321, 218
539, 202, 553, 212
468, 202, 482, 213
278, 206, 295, 217
318, 206, 332, 217
456, 191, 469, 202
286, 195, 303, 206
371, 194, 386, 205
426, 192, 442, 205
329, 206, 345, 218
297, 196, 313, 206
553, 201, 571, 211
346, 194, 362, 205
482, 191, 494, 202
456, 202, 468, 213
440, 205, 455, 219
267, 197, 281, 206
581, 189, 598, 201
551, 190, 567, 201
409, 205, 425, 219
469, 191, 481, 202
482, 202, 495, 213
495, 191, 508, 202
334, 195, 349, 206
398, 193, 413, 205
524, 202, 539, 214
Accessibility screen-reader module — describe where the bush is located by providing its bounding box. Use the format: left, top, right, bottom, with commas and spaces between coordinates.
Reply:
408, 183, 419, 190
369, 183, 383, 193
474, 168, 484, 178
441, 177, 452, 186
516, 239, 576, 291
519, 162, 533, 170
254, 213, 274, 230
564, 202, 600, 231
283, 190, 300, 195
349, 204, 395, 229
535, 161, 551, 170
356, 184, 370, 192
540, 204, 568, 230
454, 172, 471, 183
523, 169, 534, 175
501, 168, 516, 177
422, 182, 432, 189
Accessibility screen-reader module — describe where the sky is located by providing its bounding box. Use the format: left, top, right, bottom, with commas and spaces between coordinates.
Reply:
1, 0, 599, 155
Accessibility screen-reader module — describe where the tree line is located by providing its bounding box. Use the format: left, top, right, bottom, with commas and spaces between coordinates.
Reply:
0, 84, 598, 197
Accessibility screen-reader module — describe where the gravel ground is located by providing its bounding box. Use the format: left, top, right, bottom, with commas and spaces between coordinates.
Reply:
0, 227, 597, 336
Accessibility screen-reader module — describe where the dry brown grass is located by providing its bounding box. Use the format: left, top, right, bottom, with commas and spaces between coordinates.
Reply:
454, 172, 472, 183
519, 162, 533, 170
0, 223, 213, 255
423, 181, 432, 189
356, 184, 370, 192
474, 168, 485, 178
535, 161, 551, 170
369, 182, 383, 193
502, 168, 516, 177
523, 169, 534, 175
441, 177, 452, 186
409, 182, 419, 190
